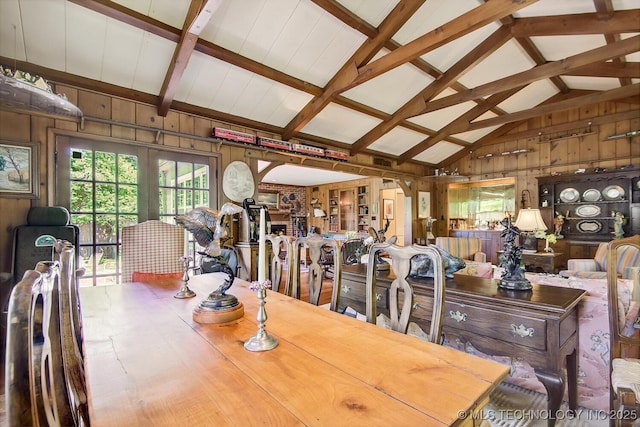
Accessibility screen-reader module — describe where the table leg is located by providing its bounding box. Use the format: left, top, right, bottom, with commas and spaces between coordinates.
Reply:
534, 368, 563, 427
566, 349, 578, 410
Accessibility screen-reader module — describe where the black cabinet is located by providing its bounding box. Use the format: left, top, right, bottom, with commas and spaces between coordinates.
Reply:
537, 169, 640, 241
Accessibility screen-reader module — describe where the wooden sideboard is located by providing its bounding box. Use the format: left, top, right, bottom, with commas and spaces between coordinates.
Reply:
339, 264, 586, 427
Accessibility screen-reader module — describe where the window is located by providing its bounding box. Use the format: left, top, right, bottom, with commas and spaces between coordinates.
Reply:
56, 136, 217, 286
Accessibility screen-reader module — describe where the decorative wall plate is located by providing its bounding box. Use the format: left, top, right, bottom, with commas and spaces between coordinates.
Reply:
576, 220, 602, 233
559, 188, 580, 203
582, 189, 601, 202
575, 205, 601, 218
222, 161, 255, 203
602, 185, 625, 201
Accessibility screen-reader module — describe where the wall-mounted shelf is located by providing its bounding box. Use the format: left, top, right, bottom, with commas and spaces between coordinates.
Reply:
538, 122, 595, 143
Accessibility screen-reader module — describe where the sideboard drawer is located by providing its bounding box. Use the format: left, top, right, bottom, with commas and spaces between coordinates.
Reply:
443, 301, 547, 351
339, 281, 388, 313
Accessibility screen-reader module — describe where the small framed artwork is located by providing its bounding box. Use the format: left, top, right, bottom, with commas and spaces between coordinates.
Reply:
383, 198, 394, 220
257, 191, 279, 210
418, 191, 430, 219
0, 140, 39, 198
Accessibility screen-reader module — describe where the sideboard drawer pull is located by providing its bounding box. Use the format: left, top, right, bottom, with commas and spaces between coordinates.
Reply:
341, 285, 351, 294
511, 323, 534, 337
449, 310, 467, 322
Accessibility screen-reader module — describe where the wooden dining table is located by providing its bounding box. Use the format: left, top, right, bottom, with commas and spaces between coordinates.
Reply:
80, 272, 509, 426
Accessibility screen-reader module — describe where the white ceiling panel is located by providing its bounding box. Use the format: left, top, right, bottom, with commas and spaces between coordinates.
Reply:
458, 40, 535, 89
497, 80, 560, 113
512, 0, 594, 17
176, 52, 228, 109
101, 19, 145, 88
413, 141, 465, 165
368, 127, 426, 156
302, 103, 381, 144
66, 4, 107, 80
19, 0, 66, 70
393, 0, 479, 45
408, 100, 476, 131
342, 60, 433, 114
335, 0, 399, 27
260, 162, 365, 186
561, 76, 625, 91
530, 35, 606, 61
113, 0, 190, 29
454, 110, 501, 143
422, 23, 500, 74
0, 0, 26, 61
130, 32, 175, 95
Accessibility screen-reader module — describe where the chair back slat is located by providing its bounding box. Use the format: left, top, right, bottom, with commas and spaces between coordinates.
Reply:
366, 243, 446, 343
292, 236, 341, 310
266, 235, 293, 294
55, 240, 90, 426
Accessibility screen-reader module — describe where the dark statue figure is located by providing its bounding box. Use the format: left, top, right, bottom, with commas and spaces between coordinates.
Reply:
409, 247, 465, 279
175, 203, 244, 311
498, 217, 532, 290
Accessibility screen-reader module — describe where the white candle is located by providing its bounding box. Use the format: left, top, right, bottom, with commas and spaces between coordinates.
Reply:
258, 207, 266, 283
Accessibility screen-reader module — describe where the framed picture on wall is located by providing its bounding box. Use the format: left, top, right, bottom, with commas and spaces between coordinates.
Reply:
418, 191, 430, 218
383, 198, 394, 220
0, 140, 39, 198
257, 191, 279, 210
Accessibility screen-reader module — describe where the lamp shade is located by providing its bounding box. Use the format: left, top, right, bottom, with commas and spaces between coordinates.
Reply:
514, 208, 547, 232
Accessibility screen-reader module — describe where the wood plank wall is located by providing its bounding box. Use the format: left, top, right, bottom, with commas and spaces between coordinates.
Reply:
0, 85, 638, 279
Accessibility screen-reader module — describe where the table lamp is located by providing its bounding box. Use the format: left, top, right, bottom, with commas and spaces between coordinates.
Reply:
514, 208, 547, 253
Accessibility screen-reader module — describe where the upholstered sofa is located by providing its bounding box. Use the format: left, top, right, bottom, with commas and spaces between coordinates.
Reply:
449, 270, 635, 411
435, 237, 487, 263
559, 241, 640, 280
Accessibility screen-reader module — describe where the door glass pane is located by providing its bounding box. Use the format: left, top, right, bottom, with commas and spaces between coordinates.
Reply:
119, 154, 138, 184
71, 182, 93, 211
160, 188, 176, 215
95, 151, 116, 182
71, 149, 92, 180
119, 185, 138, 213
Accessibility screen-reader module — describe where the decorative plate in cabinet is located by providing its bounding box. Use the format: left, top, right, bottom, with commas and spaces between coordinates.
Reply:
559, 188, 580, 203
582, 189, 601, 202
602, 185, 625, 201
575, 205, 601, 218
576, 220, 602, 233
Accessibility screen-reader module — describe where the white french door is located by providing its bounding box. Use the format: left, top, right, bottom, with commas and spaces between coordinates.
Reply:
56, 136, 217, 286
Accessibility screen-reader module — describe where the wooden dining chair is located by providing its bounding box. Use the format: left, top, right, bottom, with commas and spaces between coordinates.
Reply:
366, 242, 446, 343
5, 260, 78, 426
267, 234, 293, 294
121, 220, 185, 283
607, 235, 640, 427
292, 235, 342, 311
54, 239, 90, 426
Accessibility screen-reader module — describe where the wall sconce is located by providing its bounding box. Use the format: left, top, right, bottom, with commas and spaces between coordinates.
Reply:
312, 208, 327, 218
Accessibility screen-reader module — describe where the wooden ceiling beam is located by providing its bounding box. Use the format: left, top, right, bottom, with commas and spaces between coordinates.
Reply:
349, 0, 538, 91
467, 83, 639, 130
567, 62, 639, 78
281, 0, 423, 140
593, 0, 632, 86
349, 25, 513, 155
397, 87, 525, 164
510, 9, 640, 36
158, 0, 215, 116
423, 35, 640, 115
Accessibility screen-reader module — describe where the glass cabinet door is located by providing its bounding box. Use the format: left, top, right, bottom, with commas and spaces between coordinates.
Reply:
340, 189, 356, 231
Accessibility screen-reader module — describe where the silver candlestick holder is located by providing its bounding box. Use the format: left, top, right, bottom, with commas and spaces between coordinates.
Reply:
174, 256, 197, 299
244, 281, 278, 352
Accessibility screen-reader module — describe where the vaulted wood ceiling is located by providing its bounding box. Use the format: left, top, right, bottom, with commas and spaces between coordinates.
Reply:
1, 0, 638, 173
